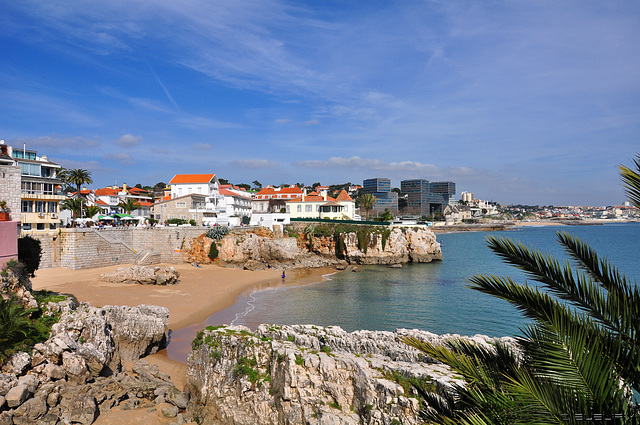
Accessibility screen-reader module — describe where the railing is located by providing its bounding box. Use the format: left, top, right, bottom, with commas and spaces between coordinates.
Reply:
89, 229, 137, 254
290, 218, 391, 226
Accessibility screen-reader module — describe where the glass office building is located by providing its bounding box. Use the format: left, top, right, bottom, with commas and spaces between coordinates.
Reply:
363, 178, 398, 212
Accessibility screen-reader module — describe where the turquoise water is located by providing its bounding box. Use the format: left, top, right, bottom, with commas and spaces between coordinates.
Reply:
227, 223, 640, 338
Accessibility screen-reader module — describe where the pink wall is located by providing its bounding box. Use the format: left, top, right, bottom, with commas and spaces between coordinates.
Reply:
0, 220, 19, 267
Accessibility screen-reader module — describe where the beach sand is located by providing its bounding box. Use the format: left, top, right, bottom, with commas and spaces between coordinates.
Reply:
31, 263, 335, 424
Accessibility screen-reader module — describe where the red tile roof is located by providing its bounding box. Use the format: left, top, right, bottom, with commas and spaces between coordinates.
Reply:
286, 194, 337, 203
256, 186, 303, 199
335, 190, 354, 202
95, 200, 109, 205
94, 188, 120, 196
169, 174, 216, 184
219, 188, 251, 198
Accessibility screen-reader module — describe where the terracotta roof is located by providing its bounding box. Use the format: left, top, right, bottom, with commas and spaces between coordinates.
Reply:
219, 188, 251, 198
138, 201, 153, 207
335, 190, 354, 202
95, 200, 109, 205
94, 188, 120, 196
286, 194, 337, 203
255, 186, 303, 197
130, 187, 148, 194
169, 174, 216, 184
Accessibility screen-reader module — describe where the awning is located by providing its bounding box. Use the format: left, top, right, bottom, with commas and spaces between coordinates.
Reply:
113, 213, 135, 218
97, 215, 114, 220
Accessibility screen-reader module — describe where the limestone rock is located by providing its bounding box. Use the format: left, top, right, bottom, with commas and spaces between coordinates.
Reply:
5, 385, 30, 408
12, 395, 47, 424
99, 266, 180, 285
186, 225, 442, 269
1, 352, 31, 376
64, 393, 98, 425
185, 324, 515, 425
104, 304, 169, 362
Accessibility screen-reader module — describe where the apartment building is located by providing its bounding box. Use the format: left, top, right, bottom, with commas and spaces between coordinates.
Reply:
2, 143, 64, 234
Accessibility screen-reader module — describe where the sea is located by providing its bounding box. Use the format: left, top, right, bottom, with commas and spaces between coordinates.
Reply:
167, 222, 639, 361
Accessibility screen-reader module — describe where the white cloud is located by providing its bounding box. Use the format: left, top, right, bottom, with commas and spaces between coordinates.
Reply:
103, 152, 135, 165
193, 143, 212, 150
304, 119, 320, 125
229, 159, 278, 169
114, 134, 142, 147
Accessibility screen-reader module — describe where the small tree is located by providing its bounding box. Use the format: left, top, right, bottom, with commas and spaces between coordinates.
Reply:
118, 199, 141, 215
356, 194, 378, 220
61, 198, 83, 219
18, 236, 41, 277
208, 242, 219, 260
83, 205, 101, 219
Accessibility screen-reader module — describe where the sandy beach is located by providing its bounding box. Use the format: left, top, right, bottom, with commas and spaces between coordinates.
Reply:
30, 263, 336, 424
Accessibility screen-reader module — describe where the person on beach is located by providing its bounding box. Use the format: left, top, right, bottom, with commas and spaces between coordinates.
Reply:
282, 269, 285, 279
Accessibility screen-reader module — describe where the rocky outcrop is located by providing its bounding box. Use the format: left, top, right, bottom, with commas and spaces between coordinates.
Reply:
185, 324, 514, 425
99, 266, 180, 285
184, 226, 442, 269
0, 300, 181, 425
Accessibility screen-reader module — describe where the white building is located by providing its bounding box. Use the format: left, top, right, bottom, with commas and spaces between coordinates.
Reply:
286, 190, 356, 220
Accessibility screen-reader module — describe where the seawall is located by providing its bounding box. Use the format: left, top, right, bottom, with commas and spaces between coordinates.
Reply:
29, 227, 207, 270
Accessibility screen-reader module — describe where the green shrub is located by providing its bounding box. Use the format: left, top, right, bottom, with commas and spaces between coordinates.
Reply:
208, 242, 219, 260
206, 226, 229, 241
189, 219, 196, 226
166, 218, 188, 225
18, 236, 41, 277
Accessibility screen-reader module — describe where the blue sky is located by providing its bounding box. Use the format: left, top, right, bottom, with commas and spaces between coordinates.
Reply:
1, 1, 639, 206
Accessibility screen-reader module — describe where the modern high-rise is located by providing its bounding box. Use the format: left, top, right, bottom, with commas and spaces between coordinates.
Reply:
362, 178, 398, 213
400, 179, 456, 215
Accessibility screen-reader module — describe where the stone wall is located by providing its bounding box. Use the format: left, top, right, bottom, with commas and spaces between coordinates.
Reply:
0, 163, 21, 220
30, 227, 207, 270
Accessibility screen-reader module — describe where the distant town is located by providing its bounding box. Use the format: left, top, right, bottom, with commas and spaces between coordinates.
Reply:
1, 142, 637, 238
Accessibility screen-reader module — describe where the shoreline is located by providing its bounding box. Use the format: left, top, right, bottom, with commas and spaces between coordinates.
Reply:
31, 263, 337, 363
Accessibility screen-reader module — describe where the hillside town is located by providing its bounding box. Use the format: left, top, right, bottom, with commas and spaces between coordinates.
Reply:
1, 142, 638, 242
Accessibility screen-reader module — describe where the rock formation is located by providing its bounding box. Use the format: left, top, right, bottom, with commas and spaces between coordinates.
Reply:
185, 324, 514, 425
99, 266, 180, 285
0, 300, 188, 425
183, 226, 442, 269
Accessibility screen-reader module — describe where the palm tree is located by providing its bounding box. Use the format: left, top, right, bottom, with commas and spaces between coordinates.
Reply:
0, 297, 33, 360
60, 198, 83, 219
61, 168, 93, 217
356, 193, 377, 219
118, 199, 140, 215
403, 155, 640, 423
83, 205, 102, 219
62, 168, 93, 195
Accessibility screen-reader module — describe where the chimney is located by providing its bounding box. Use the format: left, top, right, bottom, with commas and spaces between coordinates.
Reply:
123, 183, 127, 192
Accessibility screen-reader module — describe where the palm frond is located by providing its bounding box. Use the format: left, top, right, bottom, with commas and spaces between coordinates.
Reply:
619, 155, 640, 208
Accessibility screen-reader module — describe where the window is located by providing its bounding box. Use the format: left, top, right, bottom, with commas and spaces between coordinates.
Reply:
36, 223, 45, 231
305, 205, 312, 212
344, 205, 348, 211
297, 205, 301, 212
22, 223, 32, 231
44, 183, 54, 195
35, 201, 45, 213
197, 187, 202, 193
178, 188, 182, 195
22, 201, 32, 213
176, 202, 186, 208
49, 223, 57, 230
48, 202, 57, 213
19, 162, 41, 176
